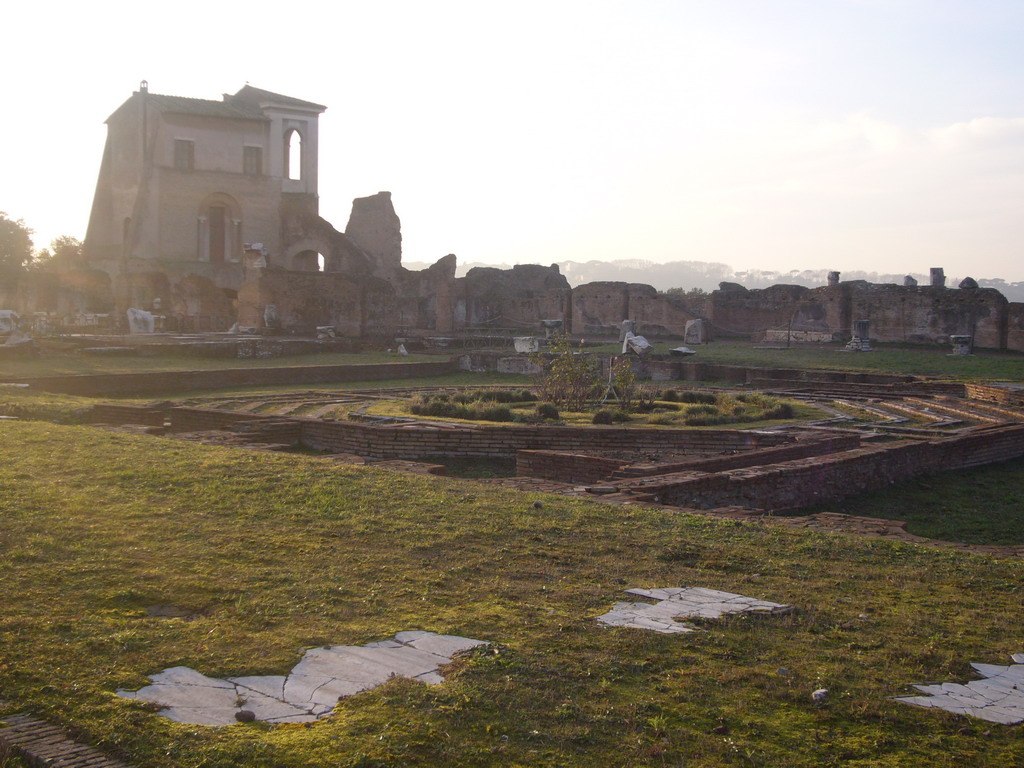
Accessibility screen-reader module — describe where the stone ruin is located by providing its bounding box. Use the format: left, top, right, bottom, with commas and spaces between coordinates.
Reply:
4, 83, 1024, 354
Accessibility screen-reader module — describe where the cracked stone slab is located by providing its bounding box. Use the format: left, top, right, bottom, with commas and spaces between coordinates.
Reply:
117, 631, 487, 726
597, 586, 793, 634
895, 655, 1024, 724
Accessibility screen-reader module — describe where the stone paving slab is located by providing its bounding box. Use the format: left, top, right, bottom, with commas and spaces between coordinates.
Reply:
895, 654, 1024, 724
597, 586, 793, 634
116, 631, 487, 726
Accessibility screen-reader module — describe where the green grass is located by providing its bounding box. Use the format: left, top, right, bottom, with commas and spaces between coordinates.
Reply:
588, 341, 1024, 381
0, 750, 28, 768
0, 348, 440, 378
2, 420, 1024, 767
797, 457, 1024, 545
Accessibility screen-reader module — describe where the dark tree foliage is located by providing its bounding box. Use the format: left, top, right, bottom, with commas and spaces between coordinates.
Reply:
0, 212, 34, 279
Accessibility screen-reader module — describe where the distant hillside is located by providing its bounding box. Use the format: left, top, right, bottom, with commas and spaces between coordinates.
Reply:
403, 258, 1024, 301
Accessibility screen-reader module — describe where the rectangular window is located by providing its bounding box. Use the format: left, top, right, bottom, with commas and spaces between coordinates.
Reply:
173, 139, 194, 171
243, 145, 262, 176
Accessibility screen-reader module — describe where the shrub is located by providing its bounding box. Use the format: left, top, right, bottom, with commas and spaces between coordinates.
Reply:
475, 388, 538, 404
677, 391, 717, 404
661, 389, 679, 402
592, 408, 615, 425
648, 414, 678, 425
535, 402, 560, 420
685, 404, 719, 417
478, 405, 513, 422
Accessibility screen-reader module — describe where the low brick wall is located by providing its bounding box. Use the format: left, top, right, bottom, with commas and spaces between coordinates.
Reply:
9, 359, 459, 396
297, 419, 792, 460
610, 433, 862, 479
621, 424, 1024, 512
86, 403, 168, 426
166, 408, 270, 432
516, 451, 632, 484
965, 382, 1024, 408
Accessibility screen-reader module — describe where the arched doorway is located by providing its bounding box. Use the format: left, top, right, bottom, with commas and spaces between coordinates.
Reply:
197, 193, 242, 264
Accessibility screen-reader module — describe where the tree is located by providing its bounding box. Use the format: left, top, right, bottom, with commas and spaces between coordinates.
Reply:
531, 334, 601, 412
0, 212, 34, 279
33, 235, 84, 270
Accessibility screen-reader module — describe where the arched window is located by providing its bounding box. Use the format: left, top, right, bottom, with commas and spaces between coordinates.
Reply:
286, 129, 303, 181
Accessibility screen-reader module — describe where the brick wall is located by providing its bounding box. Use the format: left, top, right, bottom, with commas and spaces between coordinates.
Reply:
516, 451, 632, 483
86, 403, 168, 426
610, 433, 862, 479
965, 383, 1024, 408
620, 424, 1024, 512
297, 419, 792, 460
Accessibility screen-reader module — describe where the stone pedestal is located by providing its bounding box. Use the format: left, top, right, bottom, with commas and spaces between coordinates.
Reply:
619, 319, 636, 341
930, 268, 945, 288
845, 319, 872, 351
950, 335, 973, 355
540, 319, 563, 338
827, 271, 840, 287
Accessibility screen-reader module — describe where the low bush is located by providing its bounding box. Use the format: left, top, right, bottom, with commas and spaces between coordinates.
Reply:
677, 391, 717, 404
535, 402, 560, 420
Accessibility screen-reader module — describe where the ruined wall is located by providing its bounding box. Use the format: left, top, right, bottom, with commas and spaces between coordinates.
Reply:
237, 268, 398, 337
623, 284, 698, 337
455, 264, 571, 331
1002, 302, 1024, 353
569, 282, 701, 337
704, 280, 1011, 349
280, 195, 374, 274
848, 284, 1007, 348
391, 254, 458, 332
345, 192, 403, 280
706, 284, 823, 338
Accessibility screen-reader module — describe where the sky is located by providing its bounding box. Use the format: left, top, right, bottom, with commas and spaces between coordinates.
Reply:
2, 0, 1023, 280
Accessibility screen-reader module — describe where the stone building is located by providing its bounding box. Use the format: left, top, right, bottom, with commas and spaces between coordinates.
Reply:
82, 82, 369, 330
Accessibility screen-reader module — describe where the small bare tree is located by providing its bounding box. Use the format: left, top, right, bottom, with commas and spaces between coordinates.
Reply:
532, 334, 600, 412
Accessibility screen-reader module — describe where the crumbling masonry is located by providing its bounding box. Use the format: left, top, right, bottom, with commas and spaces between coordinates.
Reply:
4, 83, 1024, 350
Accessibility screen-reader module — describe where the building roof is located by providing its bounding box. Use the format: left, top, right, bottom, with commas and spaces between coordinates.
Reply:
230, 85, 327, 112
106, 85, 326, 123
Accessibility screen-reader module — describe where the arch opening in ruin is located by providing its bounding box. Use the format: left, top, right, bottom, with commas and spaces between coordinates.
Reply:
197, 193, 243, 264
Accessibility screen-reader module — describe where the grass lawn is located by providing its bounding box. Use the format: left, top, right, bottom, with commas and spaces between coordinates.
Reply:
6, 339, 1024, 383
797, 456, 1024, 546
587, 340, 1024, 381
0, 348, 440, 378
2, 421, 1023, 767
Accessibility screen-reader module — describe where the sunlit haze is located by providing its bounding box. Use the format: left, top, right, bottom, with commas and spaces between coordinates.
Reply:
3, 0, 1023, 280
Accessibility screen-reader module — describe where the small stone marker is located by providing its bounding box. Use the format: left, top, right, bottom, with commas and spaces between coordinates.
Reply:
596, 587, 793, 634
894, 653, 1024, 725
513, 336, 540, 353
117, 630, 487, 726
950, 335, 973, 356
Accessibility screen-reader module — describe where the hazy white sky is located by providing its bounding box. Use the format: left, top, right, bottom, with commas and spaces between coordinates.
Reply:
3, 0, 1023, 279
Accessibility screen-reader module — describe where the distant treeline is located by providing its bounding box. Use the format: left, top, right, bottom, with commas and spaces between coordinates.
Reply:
402, 258, 1024, 302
